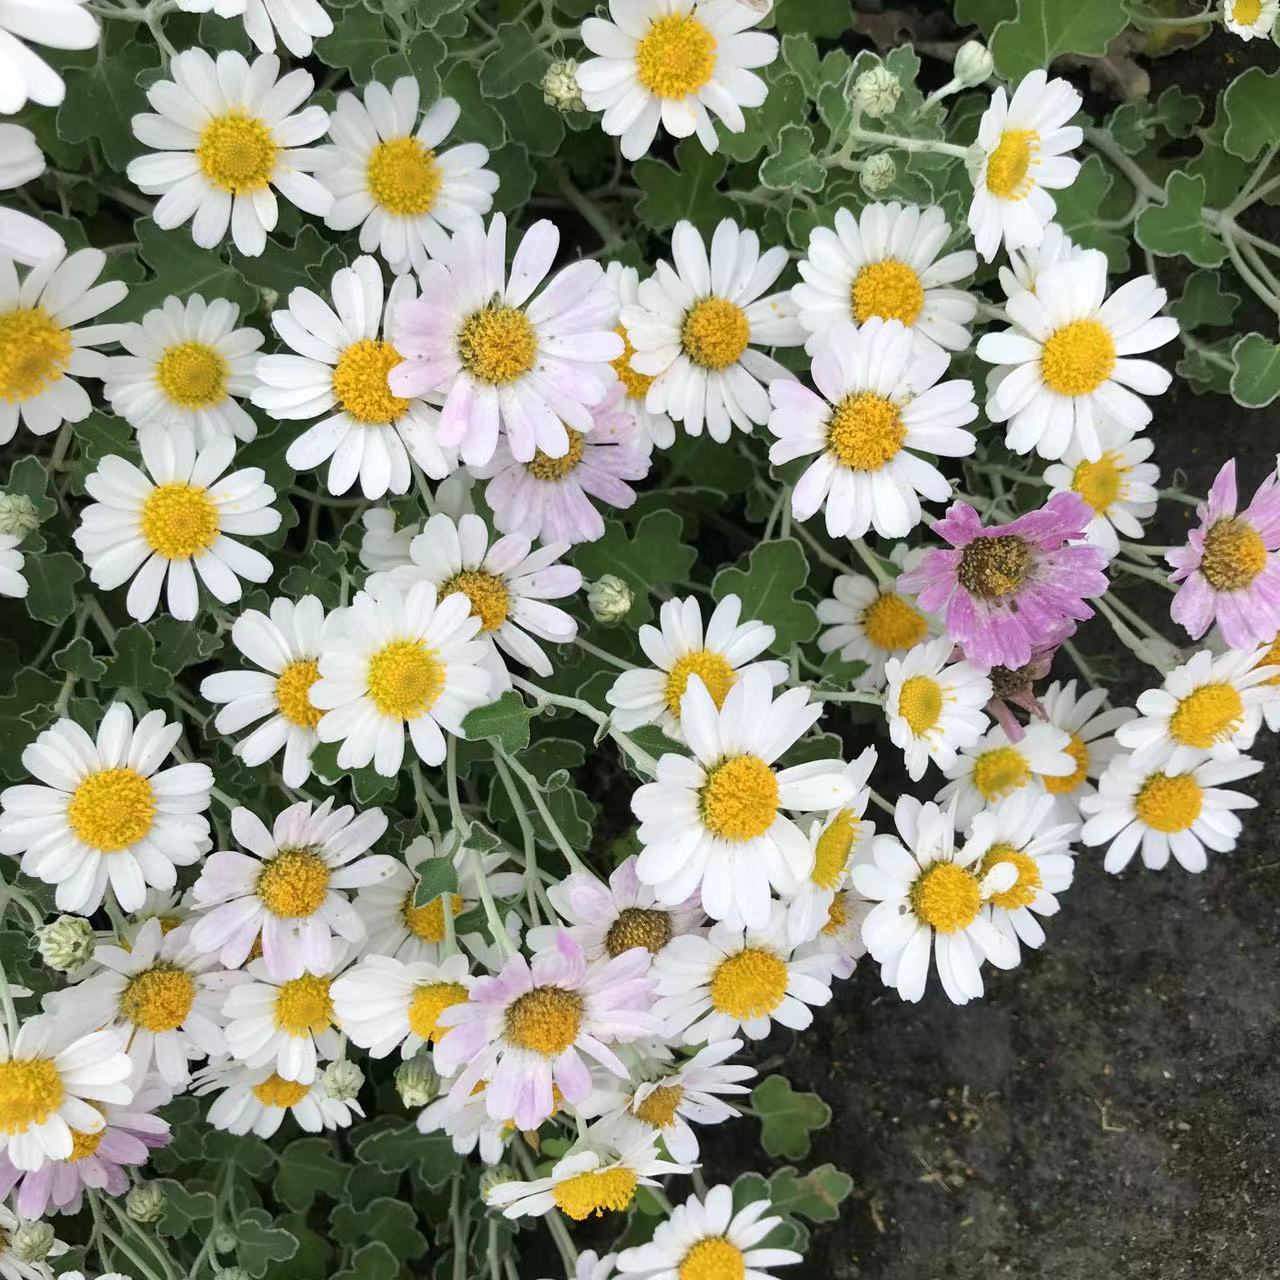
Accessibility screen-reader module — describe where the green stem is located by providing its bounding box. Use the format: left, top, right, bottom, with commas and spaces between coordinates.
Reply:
498, 747, 591, 877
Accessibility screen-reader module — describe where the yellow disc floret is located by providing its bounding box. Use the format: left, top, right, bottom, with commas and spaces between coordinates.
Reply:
971, 745, 1030, 803
863, 592, 927, 653
552, 1166, 639, 1220
0, 1059, 64, 1134
985, 129, 1039, 200
612, 325, 654, 401
256, 848, 331, 918
664, 649, 736, 716
1071, 452, 1125, 514
826, 391, 906, 471
978, 843, 1042, 910
367, 639, 445, 720
0, 307, 73, 403
457, 306, 538, 386
852, 260, 925, 326
504, 986, 584, 1056
812, 808, 858, 890
1040, 320, 1116, 398
407, 981, 469, 1043
898, 674, 943, 736
1200, 518, 1267, 591
632, 1082, 684, 1128
273, 975, 335, 1037
1169, 682, 1244, 750
275, 659, 323, 730
709, 947, 789, 1019
197, 111, 278, 194
69, 1125, 105, 1161
681, 297, 750, 371
332, 339, 410, 425
699, 755, 779, 842
68, 767, 157, 852
442, 570, 510, 633
155, 341, 229, 410
634, 14, 717, 99
910, 862, 981, 933
1041, 733, 1088, 795
679, 1237, 747, 1280
120, 964, 197, 1032
140, 483, 220, 560
402, 889, 465, 943
526, 429, 586, 481
252, 1073, 310, 1108
366, 136, 442, 216
1135, 771, 1203, 833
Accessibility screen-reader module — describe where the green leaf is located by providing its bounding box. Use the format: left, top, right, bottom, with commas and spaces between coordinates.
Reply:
230, 225, 335, 303
315, 8, 393, 84
0, 669, 61, 781
146, 616, 223, 676
1154, 85, 1203, 139
4, 457, 58, 523
753, 1076, 832, 1159
371, 32, 446, 102
102, 625, 182, 697
767, 1164, 854, 1223
58, 32, 161, 169
125, 219, 256, 322
354, 1125, 461, 1187
574, 511, 697, 627
634, 139, 735, 234
152, 1180, 216, 1241
274, 1138, 348, 1213
1039, 157, 1129, 271
1171, 269, 1240, 329
1134, 171, 1225, 268
773, 0, 852, 37
234, 1209, 298, 1278
462, 690, 535, 753
309, 741, 400, 806
332, 1242, 399, 1280
718, 66, 806, 164
331, 1197, 428, 1259
1223, 66, 1280, 160
23, 552, 84, 626
759, 124, 826, 194
480, 23, 549, 98
53, 638, 106, 683
441, 63, 505, 150
990, 0, 1128, 81
1230, 333, 1280, 407
412, 856, 459, 909
954, 0, 1017, 34
712, 539, 819, 655
487, 142, 536, 214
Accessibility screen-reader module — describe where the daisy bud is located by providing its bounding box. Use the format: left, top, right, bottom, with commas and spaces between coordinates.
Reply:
852, 65, 901, 119
213, 1231, 238, 1255
588, 574, 633, 624
395, 1054, 439, 1108
0, 492, 38, 540
11, 1223, 55, 1264
541, 60, 585, 113
322, 1059, 364, 1102
35, 915, 95, 972
954, 41, 995, 88
479, 1167, 519, 1200
126, 1183, 166, 1225
860, 152, 897, 195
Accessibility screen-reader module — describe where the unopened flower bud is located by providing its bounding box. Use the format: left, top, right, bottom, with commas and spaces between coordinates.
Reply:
479, 1167, 519, 1200
861, 152, 897, 195
852, 65, 901, 119
588, 574, 633, 624
954, 41, 995, 88
395, 1055, 439, 1108
36, 915, 95, 973
126, 1182, 166, 1224
542, 60, 585, 113
213, 1230, 238, 1254
322, 1059, 364, 1102
11, 1222, 55, 1263
0, 492, 38, 540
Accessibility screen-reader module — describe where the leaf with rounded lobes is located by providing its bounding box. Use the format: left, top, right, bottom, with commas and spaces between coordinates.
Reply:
990, 0, 1128, 81
712, 539, 820, 655
760, 124, 827, 194
575, 511, 698, 626
274, 1137, 348, 1213
1230, 333, 1280, 408
462, 690, 536, 753
1223, 66, 1280, 160
1134, 171, 1226, 268
753, 1075, 832, 1158
634, 139, 735, 234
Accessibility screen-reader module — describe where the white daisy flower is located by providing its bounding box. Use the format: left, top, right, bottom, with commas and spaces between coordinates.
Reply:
793, 202, 978, 356
415, 1082, 511, 1165
0, 0, 98, 112
371, 511, 582, 681
652, 901, 836, 1044
1080, 754, 1261, 874
801, 884, 873, 982
189, 798, 397, 982
976, 250, 1178, 462
632, 667, 861, 929
768, 317, 978, 539
126, 49, 332, 257
616, 1183, 803, 1279
0, 535, 26, 599
937, 721, 1075, 829
74, 424, 281, 622
578, 0, 778, 161
45, 918, 242, 1088
622, 217, 804, 442
606, 262, 674, 449
1225, 0, 1278, 39
0, 126, 63, 265
0, 1016, 132, 1173
101, 295, 264, 446
1253, 632, 1280, 732
967, 70, 1083, 262
605, 593, 787, 740
0, 248, 127, 446
964, 790, 1076, 961
1114, 647, 1279, 772
0, 703, 212, 915
1034, 679, 1134, 824
199, 595, 334, 788
1043, 427, 1159, 556
176, 0, 333, 58
313, 578, 493, 775
389, 213, 623, 467
197, 1060, 362, 1138
852, 796, 1021, 1005
316, 78, 498, 277
997, 221, 1088, 302
331, 952, 473, 1059
884, 636, 993, 783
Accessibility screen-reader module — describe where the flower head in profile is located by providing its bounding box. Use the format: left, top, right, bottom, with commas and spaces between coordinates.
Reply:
1043, 427, 1159, 557
197, 1060, 362, 1138
937, 721, 1075, 829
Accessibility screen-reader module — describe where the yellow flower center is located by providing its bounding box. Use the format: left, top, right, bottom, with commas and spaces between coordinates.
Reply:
275, 659, 323, 730
634, 13, 717, 99
365, 136, 442, 216
407, 981, 469, 1043
863, 591, 927, 653
120, 963, 196, 1032
402, 889, 465, 943
442, 570, 510, 633
273, 975, 335, 1037
699, 754, 779, 842
1169, 682, 1245, 749
812, 808, 857, 890
605, 906, 674, 957
708, 947, 789, 1019
910, 862, 981, 933
1040, 320, 1117, 398
252, 1073, 310, 1108
823, 893, 848, 935
552, 1167, 638, 1220
1041, 733, 1089, 795
1200, 517, 1267, 591
255, 848, 331, 919
1071, 451, 1126, 514
611, 325, 654, 401
0, 1060, 64, 1134
1256, 632, 1280, 685
826, 391, 906, 471
985, 128, 1039, 200
526, 428, 586, 481
679, 1238, 746, 1280
140, 483, 220, 560
69, 1125, 105, 1161
957, 534, 1032, 599
155, 341, 229, 410
332, 339, 410, 426
1134, 772, 1203, 834
457, 305, 538, 386
898, 674, 943, 736
681, 297, 750, 371
504, 986, 584, 1056
196, 110, 278, 194
632, 1082, 684, 1128
664, 649, 736, 717
972, 745, 1030, 803
978, 842, 1042, 910
1234, 0, 1264, 21
367, 639, 445, 720
68, 767, 157, 852
852, 259, 925, 326
0, 307, 72, 403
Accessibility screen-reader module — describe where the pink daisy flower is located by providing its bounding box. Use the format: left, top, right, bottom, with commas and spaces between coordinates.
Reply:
899, 492, 1109, 670
1166, 458, 1280, 649
433, 930, 661, 1132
